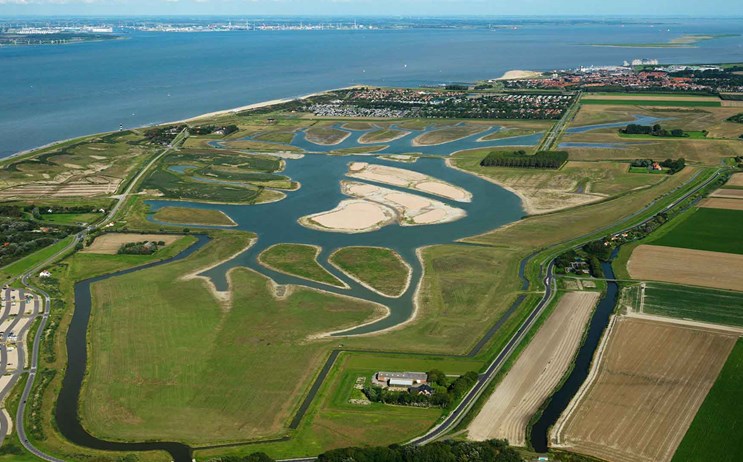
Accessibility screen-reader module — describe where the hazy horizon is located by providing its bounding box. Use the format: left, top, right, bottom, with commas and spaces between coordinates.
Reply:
1, 0, 742, 18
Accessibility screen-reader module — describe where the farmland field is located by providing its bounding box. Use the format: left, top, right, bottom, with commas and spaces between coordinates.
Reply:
699, 197, 743, 211
628, 245, 743, 292
672, 339, 743, 462
650, 207, 743, 255
633, 283, 743, 327
467, 291, 599, 446
552, 317, 737, 462
259, 243, 346, 288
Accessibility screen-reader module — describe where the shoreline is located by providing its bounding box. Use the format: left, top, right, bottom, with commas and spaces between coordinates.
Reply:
2, 85, 367, 162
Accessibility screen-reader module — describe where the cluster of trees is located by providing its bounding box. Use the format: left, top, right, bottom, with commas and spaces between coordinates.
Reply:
727, 113, 743, 124
480, 150, 569, 169
0, 212, 69, 268
117, 240, 165, 255
631, 158, 686, 174
622, 123, 688, 138
445, 84, 469, 91
363, 370, 478, 409
210, 440, 520, 462
554, 249, 603, 278
144, 124, 187, 145
190, 124, 239, 136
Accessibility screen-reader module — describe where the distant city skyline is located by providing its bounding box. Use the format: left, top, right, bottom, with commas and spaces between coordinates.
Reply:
1, 0, 743, 17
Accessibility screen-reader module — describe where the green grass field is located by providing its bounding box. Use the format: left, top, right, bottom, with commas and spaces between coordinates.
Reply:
650, 207, 743, 254
152, 206, 235, 226
81, 233, 380, 445
40, 212, 103, 225
672, 339, 743, 462
640, 283, 743, 327
582, 99, 722, 107
0, 236, 74, 282
330, 247, 410, 297
259, 243, 345, 288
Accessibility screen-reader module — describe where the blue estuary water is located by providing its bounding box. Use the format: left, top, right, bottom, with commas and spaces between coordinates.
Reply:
3, 18, 743, 157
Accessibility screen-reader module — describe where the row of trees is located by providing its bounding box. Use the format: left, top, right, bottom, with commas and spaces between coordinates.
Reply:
363, 370, 478, 409
621, 123, 688, 138
480, 150, 569, 169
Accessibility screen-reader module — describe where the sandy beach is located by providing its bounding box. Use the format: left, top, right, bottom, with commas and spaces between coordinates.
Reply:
495, 70, 543, 81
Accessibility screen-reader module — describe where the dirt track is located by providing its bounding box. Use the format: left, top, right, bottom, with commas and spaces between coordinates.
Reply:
628, 245, 743, 292
467, 291, 600, 446
552, 317, 736, 462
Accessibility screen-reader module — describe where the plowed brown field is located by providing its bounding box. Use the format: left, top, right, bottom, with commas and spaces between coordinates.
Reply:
467, 291, 600, 446
710, 188, 743, 199
551, 317, 736, 462
628, 245, 743, 291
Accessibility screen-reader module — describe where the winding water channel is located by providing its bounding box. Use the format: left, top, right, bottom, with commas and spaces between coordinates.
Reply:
57, 118, 648, 460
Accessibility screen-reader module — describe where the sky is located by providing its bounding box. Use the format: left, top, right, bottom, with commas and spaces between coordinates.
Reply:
1, 0, 743, 17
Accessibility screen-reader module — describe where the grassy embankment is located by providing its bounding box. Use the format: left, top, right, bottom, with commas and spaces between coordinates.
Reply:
259, 244, 346, 288
39, 212, 103, 225
329, 247, 411, 297
672, 338, 743, 461
152, 206, 236, 227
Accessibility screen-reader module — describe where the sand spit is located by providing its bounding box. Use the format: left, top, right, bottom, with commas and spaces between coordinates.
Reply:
347, 162, 472, 203
300, 199, 396, 234
343, 181, 466, 226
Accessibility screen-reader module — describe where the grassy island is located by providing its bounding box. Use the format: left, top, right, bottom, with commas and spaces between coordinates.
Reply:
330, 247, 411, 297
259, 243, 346, 288
152, 206, 236, 227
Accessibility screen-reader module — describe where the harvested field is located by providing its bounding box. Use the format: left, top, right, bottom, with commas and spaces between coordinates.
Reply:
0, 180, 121, 199
347, 162, 472, 202
710, 188, 743, 199
699, 197, 743, 211
552, 317, 737, 462
628, 245, 743, 291
83, 233, 183, 255
726, 172, 743, 187
468, 291, 599, 446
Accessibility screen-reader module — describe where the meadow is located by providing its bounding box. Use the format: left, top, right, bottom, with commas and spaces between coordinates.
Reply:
152, 206, 236, 226
259, 243, 346, 288
581, 99, 722, 107
329, 246, 410, 297
672, 339, 743, 462
650, 207, 743, 254
81, 234, 381, 444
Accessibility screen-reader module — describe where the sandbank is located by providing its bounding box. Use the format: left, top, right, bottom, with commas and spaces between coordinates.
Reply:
299, 199, 396, 234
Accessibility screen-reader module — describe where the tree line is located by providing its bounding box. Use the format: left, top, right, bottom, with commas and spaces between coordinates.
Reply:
209, 439, 521, 462
621, 123, 690, 138
480, 150, 569, 169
